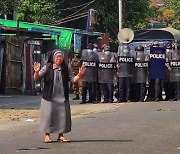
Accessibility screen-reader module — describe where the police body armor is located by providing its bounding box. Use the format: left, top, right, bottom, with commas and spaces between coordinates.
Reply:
117, 45, 134, 77
81, 49, 98, 82
133, 50, 148, 83
98, 51, 115, 83
169, 51, 180, 82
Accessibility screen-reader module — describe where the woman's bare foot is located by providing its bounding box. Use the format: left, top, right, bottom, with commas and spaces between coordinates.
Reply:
44, 133, 52, 143
57, 134, 70, 143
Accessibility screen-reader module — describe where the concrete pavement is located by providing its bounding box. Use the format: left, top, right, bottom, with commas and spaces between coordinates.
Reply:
1, 101, 180, 154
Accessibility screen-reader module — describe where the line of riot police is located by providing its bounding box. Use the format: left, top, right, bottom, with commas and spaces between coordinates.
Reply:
79, 42, 180, 104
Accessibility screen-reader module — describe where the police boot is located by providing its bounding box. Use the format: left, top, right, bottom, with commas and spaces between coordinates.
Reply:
73, 94, 80, 100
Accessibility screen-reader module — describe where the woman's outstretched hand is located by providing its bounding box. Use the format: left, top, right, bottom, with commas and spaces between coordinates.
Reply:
33, 62, 41, 81
33, 62, 41, 72
73, 65, 86, 83
78, 65, 86, 76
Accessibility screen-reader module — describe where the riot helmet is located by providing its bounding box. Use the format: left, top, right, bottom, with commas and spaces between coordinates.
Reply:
93, 43, 98, 49
74, 53, 81, 58
93, 48, 98, 53
176, 44, 180, 54
163, 41, 172, 49
104, 50, 111, 56
93, 43, 98, 53
135, 45, 144, 52
122, 45, 130, 53
87, 49, 93, 54
87, 43, 93, 49
152, 41, 160, 47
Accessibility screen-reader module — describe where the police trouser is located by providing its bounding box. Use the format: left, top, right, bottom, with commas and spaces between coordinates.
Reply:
82, 82, 92, 102
94, 82, 101, 102
155, 79, 163, 100
118, 77, 131, 101
163, 82, 175, 100
100, 83, 114, 102
173, 82, 180, 100
82, 82, 97, 102
133, 83, 146, 101
146, 79, 155, 101
89, 82, 101, 102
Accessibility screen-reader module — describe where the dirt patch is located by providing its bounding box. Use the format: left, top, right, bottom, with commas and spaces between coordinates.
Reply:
0, 109, 39, 123
71, 103, 124, 117
0, 103, 124, 123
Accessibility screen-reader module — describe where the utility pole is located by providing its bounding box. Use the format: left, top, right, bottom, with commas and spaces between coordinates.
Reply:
13, 5, 18, 21
119, 0, 122, 31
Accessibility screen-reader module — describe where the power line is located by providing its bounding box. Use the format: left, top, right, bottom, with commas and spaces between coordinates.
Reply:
49, 0, 96, 25
61, 12, 87, 21
62, 0, 96, 20
51, 12, 88, 25
53, 14, 88, 26
59, 1, 95, 11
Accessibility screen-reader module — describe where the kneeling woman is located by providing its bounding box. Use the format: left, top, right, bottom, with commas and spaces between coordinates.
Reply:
33, 49, 85, 143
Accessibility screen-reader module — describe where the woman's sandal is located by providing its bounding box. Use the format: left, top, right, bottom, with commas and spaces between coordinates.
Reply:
57, 136, 70, 143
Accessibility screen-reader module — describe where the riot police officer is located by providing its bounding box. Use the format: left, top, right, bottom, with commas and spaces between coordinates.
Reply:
98, 44, 115, 103
81, 43, 99, 104
163, 41, 175, 101
133, 45, 148, 102
168, 44, 180, 101
116, 44, 134, 102
92, 44, 101, 103
147, 41, 165, 102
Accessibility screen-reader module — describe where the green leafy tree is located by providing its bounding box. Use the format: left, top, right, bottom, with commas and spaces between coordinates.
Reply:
164, 0, 180, 29
0, 0, 18, 17
13, 0, 153, 48
16, 0, 152, 31
17, 0, 58, 24
50, 0, 151, 45
124, 0, 152, 30
149, 0, 180, 30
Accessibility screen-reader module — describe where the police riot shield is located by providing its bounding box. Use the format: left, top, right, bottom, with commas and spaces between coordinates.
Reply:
98, 52, 115, 83
133, 51, 148, 83
149, 47, 166, 79
116, 45, 134, 77
81, 49, 98, 82
169, 51, 180, 82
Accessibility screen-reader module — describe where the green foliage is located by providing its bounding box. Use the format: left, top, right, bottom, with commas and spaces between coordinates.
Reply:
16, 0, 152, 32
164, 0, 180, 30
17, 0, 58, 24
5, 0, 179, 47
0, 0, 18, 14
150, 0, 180, 30
124, 0, 152, 30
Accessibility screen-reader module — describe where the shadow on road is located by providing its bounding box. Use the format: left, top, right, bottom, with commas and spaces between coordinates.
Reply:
70, 139, 133, 143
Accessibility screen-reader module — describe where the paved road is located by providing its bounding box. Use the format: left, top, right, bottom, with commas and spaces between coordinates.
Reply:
0, 101, 180, 154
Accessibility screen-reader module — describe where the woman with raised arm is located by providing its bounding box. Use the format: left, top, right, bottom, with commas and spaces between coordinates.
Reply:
33, 49, 85, 143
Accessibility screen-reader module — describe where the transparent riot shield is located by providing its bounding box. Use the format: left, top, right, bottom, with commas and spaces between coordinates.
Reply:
98, 52, 115, 83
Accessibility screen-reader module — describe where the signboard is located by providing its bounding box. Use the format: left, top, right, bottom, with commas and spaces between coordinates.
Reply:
149, 47, 166, 79
86, 9, 97, 31
74, 32, 82, 53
